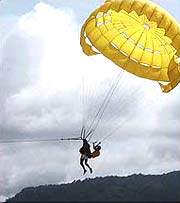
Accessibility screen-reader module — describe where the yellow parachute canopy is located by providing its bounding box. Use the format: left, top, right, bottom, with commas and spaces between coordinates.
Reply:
80, 0, 180, 92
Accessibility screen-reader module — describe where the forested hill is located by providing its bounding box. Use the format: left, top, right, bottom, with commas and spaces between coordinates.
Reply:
6, 171, 180, 202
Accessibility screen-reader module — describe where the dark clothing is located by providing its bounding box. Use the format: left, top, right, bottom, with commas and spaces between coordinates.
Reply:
79, 139, 101, 174
79, 139, 92, 174
79, 139, 91, 157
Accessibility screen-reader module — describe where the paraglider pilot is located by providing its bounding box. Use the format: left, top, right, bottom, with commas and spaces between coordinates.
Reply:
79, 139, 101, 175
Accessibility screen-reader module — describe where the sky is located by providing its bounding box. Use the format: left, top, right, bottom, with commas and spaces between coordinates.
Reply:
0, 0, 180, 201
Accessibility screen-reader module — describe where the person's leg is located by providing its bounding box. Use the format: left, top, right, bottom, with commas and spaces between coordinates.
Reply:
85, 158, 93, 173
80, 156, 87, 174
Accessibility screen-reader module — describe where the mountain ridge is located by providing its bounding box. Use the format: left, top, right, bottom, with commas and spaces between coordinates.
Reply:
6, 171, 180, 202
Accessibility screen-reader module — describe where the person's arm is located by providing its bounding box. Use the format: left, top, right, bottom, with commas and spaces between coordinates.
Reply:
93, 141, 101, 150
93, 142, 96, 150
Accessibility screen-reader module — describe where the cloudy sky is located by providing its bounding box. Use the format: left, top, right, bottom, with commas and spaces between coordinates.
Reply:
0, 0, 179, 201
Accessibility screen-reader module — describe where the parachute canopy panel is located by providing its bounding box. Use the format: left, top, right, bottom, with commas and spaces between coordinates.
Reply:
80, 0, 180, 92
